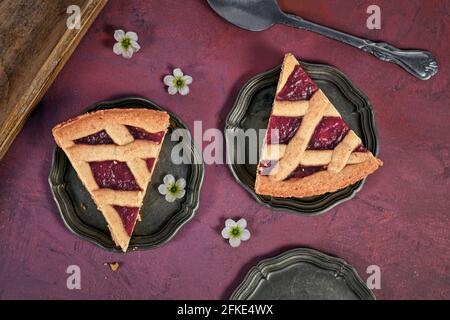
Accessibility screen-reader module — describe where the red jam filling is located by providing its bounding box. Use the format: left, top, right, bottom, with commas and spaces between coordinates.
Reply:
127, 126, 165, 144
74, 126, 165, 145
288, 165, 326, 179
266, 116, 302, 144
258, 160, 277, 176
266, 116, 350, 148
89, 161, 141, 191
74, 130, 114, 145
354, 144, 368, 152
276, 65, 319, 101
307, 117, 350, 150
146, 158, 155, 171
258, 160, 325, 179
113, 206, 139, 236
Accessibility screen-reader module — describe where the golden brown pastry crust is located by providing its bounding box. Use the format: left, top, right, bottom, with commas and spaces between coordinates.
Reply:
52, 108, 170, 252
255, 157, 382, 198
53, 108, 170, 148
260, 146, 374, 166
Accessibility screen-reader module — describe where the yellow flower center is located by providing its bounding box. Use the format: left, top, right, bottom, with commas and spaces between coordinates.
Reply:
173, 77, 185, 89
169, 184, 178, 195
121, 38, 131, 49
229, 227, 242, 238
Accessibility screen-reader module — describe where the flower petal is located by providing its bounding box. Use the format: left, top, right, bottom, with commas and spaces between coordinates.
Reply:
122, 47, 134, 59
178, 85, 190, 96
173, 68, 184, 78
114, 29, 125, 41
229, 237, 241, 248
166, 193, 176, 203
130, 40, 141, 52
240, 229, 251, 241
176, 178, 186, 190
113, 42, 124, 55
176, 189, 186, 199
125, 31, 138, 41
163, 174, 175, 185
221, 227, 231, 239
158, 184, 168, 195
183, 75, 193, 85
225, 219, 236, 228
237, 218, 247, 229
168, 86, 178, 95
163, 75, 175, 86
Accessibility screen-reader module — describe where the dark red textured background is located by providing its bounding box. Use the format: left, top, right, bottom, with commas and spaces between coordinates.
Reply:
0, 0, 449, 299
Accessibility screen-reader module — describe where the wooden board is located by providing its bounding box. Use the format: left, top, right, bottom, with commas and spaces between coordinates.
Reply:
0, 0, 107, 160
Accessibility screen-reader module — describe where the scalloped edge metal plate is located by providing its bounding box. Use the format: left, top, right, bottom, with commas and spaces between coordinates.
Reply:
225, 61, 379, 215
230, 248, 376, 300
48, 97, 204, 252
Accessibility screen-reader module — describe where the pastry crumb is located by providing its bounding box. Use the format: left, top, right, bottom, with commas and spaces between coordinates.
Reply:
104, 262, 120, 271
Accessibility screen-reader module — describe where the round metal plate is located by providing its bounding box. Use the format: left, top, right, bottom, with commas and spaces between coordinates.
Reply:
230, 248, 375, 300
49, 97, 204, 252
225, 61, 380, 215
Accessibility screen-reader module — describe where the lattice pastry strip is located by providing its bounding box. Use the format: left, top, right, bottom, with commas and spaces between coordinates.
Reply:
66, 140, 160, 163
55, 109, 169, 148
273, 89, 333, 181
327, 131, 362, 173
260, 146, 372, 166
53, 108, 170, 251
255, 53, 383, 198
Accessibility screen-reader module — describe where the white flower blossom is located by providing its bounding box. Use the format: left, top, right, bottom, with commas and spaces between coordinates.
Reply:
113, 29, 141, 59
158, 174, 186, 202
221, 218, 251, 248
163, 68, 193, 96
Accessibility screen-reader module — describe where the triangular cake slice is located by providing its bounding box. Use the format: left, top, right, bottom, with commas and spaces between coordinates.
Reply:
255, 53, 382, 198
53, 109, 170, 251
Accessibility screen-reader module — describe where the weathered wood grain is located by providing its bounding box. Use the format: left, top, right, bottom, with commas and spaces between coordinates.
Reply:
0, 0, 107, 159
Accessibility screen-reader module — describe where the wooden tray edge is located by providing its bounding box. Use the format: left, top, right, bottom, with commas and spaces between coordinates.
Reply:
0, 0, 108, 160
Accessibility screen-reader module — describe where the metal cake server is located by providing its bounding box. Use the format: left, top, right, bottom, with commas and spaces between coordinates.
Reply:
207, 0, 438, 80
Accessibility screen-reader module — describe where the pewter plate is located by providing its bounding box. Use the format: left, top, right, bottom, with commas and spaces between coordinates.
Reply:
230, 248, 375, 300
225, 62, 379, 215
49, 97, 204, 252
